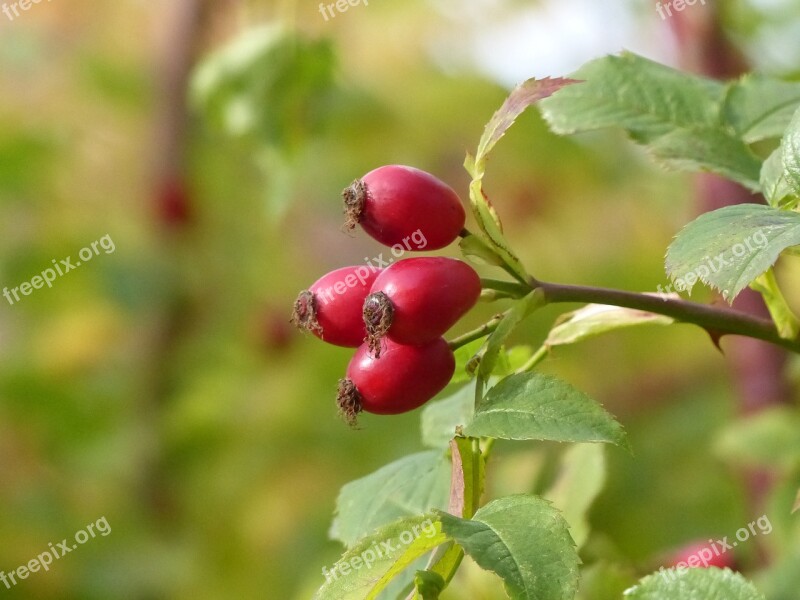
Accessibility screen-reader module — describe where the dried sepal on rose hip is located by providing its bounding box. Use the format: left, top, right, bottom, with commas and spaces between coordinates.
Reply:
363, 257, 481, 356
291, 265, 381, 348
342, 165, 466, 250
337, 337, 455, 426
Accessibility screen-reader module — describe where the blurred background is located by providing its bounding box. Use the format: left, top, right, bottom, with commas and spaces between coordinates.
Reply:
2, 0, 800, 598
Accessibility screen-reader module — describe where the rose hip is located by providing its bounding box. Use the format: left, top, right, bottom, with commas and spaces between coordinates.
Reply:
667, 541, 736, 571
363, 257, 481, 355
342, 165, 465, 250
291, 266, 381, 347
337, 337, 455, 425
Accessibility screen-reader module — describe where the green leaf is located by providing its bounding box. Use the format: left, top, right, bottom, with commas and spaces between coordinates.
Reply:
760, 148, 797, 209
722, 75, 800, 143
190, 25, 336, 216
714, 407, 800, 470
623, 567, 765, 600
539, 53, 761, 190
413, 570, 445, 599
439, 495, 580, 600
466, 78, 575, 282
420, 386, 475, 449
315, 515, 448, 600
466, 177, 528, 282
464, 372, 628, 448
479, 291, 546, 379
665, 204, 800, 301
645, 127, 761, 191
781, 106, 800, 195
190, 25, 335, 147
541, 53, 724, 140
459, 234, 507, 268
544, 444, 606, 549
369, 523, 449, 599
474, 77, 580, 169
545, 302, 675, 347
330, 451, 451, 547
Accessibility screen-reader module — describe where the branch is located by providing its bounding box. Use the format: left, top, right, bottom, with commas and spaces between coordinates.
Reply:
535, 280, 800, 354
448, 312, 507, 351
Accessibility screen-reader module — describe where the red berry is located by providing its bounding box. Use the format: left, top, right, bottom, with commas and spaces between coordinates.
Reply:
291, 266, 381, 347
342, 165, 465, 250
261, 305, 293, 352
667, 541, 736, 571
338, 337, 455, 424
155, 175, 193, 227
363, 257, 481, 355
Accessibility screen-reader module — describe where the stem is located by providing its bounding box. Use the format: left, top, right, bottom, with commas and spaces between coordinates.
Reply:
535, 280, 800, 353
481, 436, 496, 459
480, 278, 530, 299
515, 345, 550, 374
751, 268, 800, 339
448, 312, 508, 350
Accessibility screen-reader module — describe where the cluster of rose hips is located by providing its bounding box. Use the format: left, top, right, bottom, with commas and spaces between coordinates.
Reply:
292, 165, 481, 425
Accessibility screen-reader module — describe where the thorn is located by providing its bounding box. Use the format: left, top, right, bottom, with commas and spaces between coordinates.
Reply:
705, 329, 726, 353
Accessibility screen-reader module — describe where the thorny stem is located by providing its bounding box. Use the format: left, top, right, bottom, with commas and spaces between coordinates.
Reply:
534, 280, 800, 354
466, 276, 800, 363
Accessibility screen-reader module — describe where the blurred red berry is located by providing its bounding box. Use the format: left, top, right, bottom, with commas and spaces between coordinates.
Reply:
667, 541, 736, 571
155, 176, 192, 227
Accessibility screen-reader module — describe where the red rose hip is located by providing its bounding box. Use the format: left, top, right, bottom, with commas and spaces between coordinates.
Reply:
666, 541, 736, 571
364, 257, 481, 355
342, 165, 466, 250
338, 337, 455, 424
291, 265, 381, 347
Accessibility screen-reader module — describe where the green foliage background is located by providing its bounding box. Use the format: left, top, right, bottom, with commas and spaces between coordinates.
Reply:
1, 1, 800, 598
